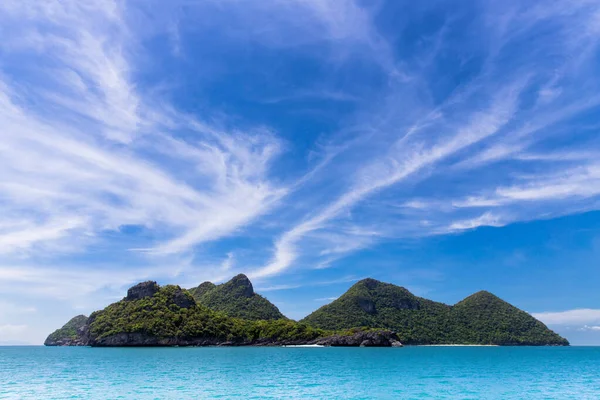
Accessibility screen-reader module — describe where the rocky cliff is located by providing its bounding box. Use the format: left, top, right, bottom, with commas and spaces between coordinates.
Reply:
316, 329, 403, 347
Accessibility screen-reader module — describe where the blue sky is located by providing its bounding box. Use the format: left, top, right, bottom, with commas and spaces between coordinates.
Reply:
1, 0, 600, 345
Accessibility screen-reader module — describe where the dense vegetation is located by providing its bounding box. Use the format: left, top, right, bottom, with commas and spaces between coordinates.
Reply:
88, 284, 322, 345
188, 274, 285, 320
301, 278, 568, 346
449, 291, 568, 345
46, 275, 568, 346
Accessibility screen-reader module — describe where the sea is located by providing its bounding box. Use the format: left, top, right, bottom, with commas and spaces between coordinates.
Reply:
1, 346, 599, 399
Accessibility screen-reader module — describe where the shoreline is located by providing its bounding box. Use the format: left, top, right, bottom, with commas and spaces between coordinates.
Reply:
414, 344, 499, 347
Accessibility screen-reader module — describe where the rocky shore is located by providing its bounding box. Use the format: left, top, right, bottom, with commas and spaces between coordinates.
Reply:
46, 321, 403, 347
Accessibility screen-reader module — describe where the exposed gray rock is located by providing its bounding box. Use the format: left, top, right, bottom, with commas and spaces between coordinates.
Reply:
358, 298, 376, 314
172, 287, 196, 309
316, 329, 402, 347
227, 274, 254, 298
88, 333, 319, 347
126, 281, 159, 301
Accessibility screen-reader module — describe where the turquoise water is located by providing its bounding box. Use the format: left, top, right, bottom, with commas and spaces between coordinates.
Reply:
1, 346, 599, 399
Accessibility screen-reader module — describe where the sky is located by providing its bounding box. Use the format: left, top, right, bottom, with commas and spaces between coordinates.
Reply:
0, 0, 599, 345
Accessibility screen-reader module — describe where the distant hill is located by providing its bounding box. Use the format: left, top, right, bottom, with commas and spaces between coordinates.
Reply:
449, 290, 568, 345
301, 278, 568, 346
189, 274, 285, 320
44, 315, 89, 346
45, 275, 568, 347
52, 281, 326, 346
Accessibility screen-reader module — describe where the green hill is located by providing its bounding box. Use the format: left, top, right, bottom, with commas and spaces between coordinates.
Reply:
45, 275, 569, 347
188, 274, 285, 320
84, 282, 323, 346
44, 315, 89, 346
301, 278, 568, 346
449, 291, 568, 345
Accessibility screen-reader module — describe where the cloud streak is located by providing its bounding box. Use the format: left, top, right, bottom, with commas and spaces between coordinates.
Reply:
254, 81, 524, 277
248, 0, 600, 277
1, 0, 600, 345
532, 309, 600, 326
0, 0, 286, 260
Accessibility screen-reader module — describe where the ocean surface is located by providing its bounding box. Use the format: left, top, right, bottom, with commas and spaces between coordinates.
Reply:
1, 346, 599, 399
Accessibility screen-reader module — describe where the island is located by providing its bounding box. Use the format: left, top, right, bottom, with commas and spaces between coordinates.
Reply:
45, 274, 568, 347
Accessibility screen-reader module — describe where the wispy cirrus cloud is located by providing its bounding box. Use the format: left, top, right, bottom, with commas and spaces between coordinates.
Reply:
2, 0, 599, 283
253, 81, 525, 277
0, 0, 285, 260
247, 0, 600, 278
1, 0, 600, 344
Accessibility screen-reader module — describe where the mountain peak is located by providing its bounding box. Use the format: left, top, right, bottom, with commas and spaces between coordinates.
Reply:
302, 278, 568, 345
472, 290, 496, 297
189, 281, 216, 299
126, 281, 159, 301
187, 274, 284, 320
354, 278, 382, 290
225, 274, 254, 297
457, 290, 505, 306
352, 278, 414, 295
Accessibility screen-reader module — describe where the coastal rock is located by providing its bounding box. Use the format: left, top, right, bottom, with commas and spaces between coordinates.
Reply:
89, 333, 224, 347
87, 332, 402, 347
126, 281, 159, 301
316, 330, 402, 347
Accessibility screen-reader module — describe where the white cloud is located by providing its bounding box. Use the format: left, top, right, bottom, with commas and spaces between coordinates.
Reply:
0, 253, 251, 303
448, 212, 504, 231
452, 197, 502, 208
0, 302, 37, 318
0, 265, 172, 300
0, 324, 28, 338
0, 0, 138, 144
253, 82, 523, 277
255, 276, 362, 292
314, 297, 338, 302
0, 0, 599, 328
495, 165, 600, 201
220, 253, 234, 272
0, 218, 86, 254
531, 309, 600, 325
256, 284, 303, 292
0, 0, 286, 259
245, 0, 600, 278
443, 163, 600, 213
288, 0, 400, 76
579, 325, 600, 331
